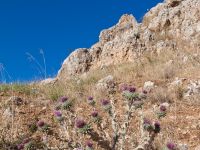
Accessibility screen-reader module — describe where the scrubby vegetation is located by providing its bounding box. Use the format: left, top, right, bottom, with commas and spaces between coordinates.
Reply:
0, 49, 200, 149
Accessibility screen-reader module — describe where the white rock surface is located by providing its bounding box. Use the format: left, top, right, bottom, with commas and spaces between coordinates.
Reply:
96, 75, 116, 92
184, 80, 200, 97
143, 81, 155, 92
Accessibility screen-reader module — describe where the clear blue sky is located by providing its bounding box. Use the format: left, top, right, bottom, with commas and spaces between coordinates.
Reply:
0, 0, 163, 82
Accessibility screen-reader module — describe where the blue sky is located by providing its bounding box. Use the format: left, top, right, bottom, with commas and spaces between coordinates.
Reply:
0, 0, 163, 82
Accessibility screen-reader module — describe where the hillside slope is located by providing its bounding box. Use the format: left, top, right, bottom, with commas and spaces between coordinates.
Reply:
1, 0, 200, 149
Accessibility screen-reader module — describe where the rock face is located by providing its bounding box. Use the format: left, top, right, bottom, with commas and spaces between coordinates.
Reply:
57, 0, 200, 80
96, 75, 116, 93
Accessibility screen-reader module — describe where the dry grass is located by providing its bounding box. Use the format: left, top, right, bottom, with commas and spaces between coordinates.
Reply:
1, 49, 200, 149
148, 86, 173, 104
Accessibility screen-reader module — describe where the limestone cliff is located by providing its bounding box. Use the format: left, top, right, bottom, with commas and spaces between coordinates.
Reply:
57, 0, 200, 81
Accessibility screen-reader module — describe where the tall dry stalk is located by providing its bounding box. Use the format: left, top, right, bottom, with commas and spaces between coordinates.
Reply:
26, 49, 47, 79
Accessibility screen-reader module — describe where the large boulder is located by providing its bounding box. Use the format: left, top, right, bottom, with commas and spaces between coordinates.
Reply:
57, 48, 92, 80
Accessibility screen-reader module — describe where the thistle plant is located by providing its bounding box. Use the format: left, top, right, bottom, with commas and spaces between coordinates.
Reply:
143, 118, 154, 132
58, 96, 73, 110
164, 142, 177, 150
91, 110, 101, 124
87, 96, 95, 106
53, 95, 79, 149
120, 84, 146, 150
54, 110, 64, 122
17, 138, 36, 150
37, 120, 50, 133
23, 141, 36, 150
143, 118, 161, 134
100, 96, 119, 149
154, 122, 161, 134
50, 83, 178, 149
85, 140, 93, 150
101, 99, 112, 114
17, 144, 24, 150
135, 117, 161, 150
28, 123, 37, 133
156, 105, 167, 119
75, 118, 91, 134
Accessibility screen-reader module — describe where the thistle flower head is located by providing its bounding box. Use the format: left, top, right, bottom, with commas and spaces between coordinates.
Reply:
154, 122, 161, 133
76, 119, 86, 128
59, 96, 68, 103
120, 84, 129, 92
54, 110, 62, 117
160, 105, 167, 112
22, 138, 30, 144
87, 96, 95, 106
86, 140, 93, 148
37, 120, 45, 127
128, 86, 136, 93
166, 142, 176, 150
120, 84, 136, 93
91, 110, 98, 117
17, 144, 24, 150
101, 99, 110, 106
154, 122, 160, 128
142, 90, 148, 94
88, 96, 93, 101
143, 118, 151, 125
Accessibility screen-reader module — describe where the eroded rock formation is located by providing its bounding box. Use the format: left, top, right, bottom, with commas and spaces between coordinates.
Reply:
57, 0, 200, 81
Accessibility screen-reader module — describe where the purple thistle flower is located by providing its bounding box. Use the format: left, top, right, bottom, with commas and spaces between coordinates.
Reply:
160, 105, 167, 112
120, 84, 136, 93
76, 119, 86, 128
166, 142, 176, 150
59, 96, 68, 103
142, 90, 148, 94
54, 110, 62, 117
22, 138, 30, 144
17, 144, 24, 150
128, 86, 136, 93
154, 122, 160, 128
88, 96, 93, 101
91, 110, 98, 117
101, 99, 110, 106
86, 140, 93, 148
143, 118, 151, 125
154, 122, 161, 133
120, 84, 129, 92
37, 120, 45, 127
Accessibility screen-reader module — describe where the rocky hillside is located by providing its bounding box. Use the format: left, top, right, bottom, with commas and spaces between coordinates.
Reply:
1, 0, 200, 149
56, 0, 200, 81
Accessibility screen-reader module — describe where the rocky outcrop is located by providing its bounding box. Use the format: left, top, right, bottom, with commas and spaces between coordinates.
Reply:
57, 0, 200, 80
96, 75, 116, 93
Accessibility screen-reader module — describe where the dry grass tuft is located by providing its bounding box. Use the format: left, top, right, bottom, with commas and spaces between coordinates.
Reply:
148, 87, 173, 104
